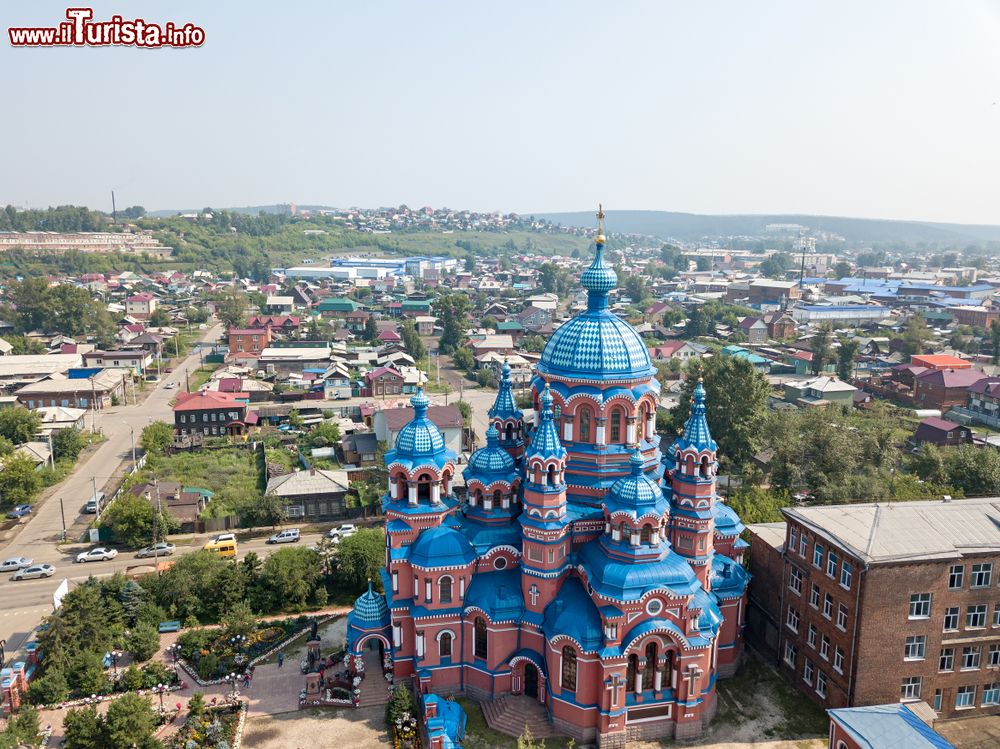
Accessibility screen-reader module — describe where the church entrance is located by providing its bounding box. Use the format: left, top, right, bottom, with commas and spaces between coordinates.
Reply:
524, 663, 539, 700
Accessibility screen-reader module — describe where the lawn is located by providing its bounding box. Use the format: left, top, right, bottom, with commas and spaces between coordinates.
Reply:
186, 364, 219, 392
138, 446, 261, 517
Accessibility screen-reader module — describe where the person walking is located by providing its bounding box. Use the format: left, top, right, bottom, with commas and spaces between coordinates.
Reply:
242, 672, 250, 689
277, 651, 284, 668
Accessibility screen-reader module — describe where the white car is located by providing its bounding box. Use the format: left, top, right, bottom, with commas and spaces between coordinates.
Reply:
164, 382, 178, 390
13, 564, 55, 580
136, 542, 176, 558
267, 528, 301, 544
327, 524, 357, 541
76, 547, 119, 563
0, 556, 32, 572
211, 533, 236, 544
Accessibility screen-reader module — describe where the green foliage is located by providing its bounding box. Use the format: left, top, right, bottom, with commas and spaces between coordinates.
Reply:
0, 204, 108, 232
668, 357, 770, 470
310, 420, 341, 447
521, 334, 546, 353
216, 287, 247, 329
221, 600, 257, 639
759, 252, 794, 279
136, 447, 261, 519
337, 528, 386, 594
69, 649, 110, 695
400, 319, 426, 361
727, 487, 792, 524
141, 551, 241, 622
0, 406, 42, 445
0, 706, 41, 748
456, 399, 472, 425
100, 493, 179, 548
187, 691, 206, 719
103, 693, 161, 749
684, 300, 756, 339
125, 623, 161, 663
910, 443, 947, 484
896, 312, 933, 356
258, 547, 323, 611
53, 428, 87, 461
432, 293, 471, 354
122, 665, 144, 692
941, 445, 1000, 496
364, 315, 379, 343
475, 369, 494, 387
28, 666, 69, 704
810, 324, 833, 375
451, 347, 474, 371
140, 421, 173, 456
836, 338, 860, 381
235, 491, 287, 529
386, 682, 416, 727
0, 454, 43, 507
63, 705, 105, 749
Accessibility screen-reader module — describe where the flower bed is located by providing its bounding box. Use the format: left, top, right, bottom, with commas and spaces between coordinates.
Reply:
177, 614, 340, 687
165, 700, 246, 749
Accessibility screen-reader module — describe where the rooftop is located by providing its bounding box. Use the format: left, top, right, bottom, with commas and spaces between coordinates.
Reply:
784, 497, 1000, 565
828, 703, 954, 749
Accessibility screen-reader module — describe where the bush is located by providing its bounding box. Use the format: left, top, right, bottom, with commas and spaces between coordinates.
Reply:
386, 682, 415, 726
198, 653, 219, 682
28, 667, 69, 704
122, 665, 144, 692
126, 623, 161, 663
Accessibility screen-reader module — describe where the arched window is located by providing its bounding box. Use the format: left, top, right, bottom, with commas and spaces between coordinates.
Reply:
579, 408, 592, 442
610, 409, 622, 443
493, 489, 502, 507
561, 646, 577, 691
505, 423, 513, 441
639, 404, 649, 440
547, 465, 556, 486
439, 632, 453, 658
661, 650, 673, 682
642, 643, 657, 690
417, 474, 431, 501
700, 455, 710, 478
474, 617, 488, 659
627, 654, 638, 693
640, 525, 653, 546
472, 489, 481, 507
439, 576, 453, 604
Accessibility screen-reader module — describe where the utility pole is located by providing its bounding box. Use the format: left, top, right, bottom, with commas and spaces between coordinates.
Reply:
47, 433, 54, 468
185, 369, 191, 393
129, 425, 136, 466
92, 476, 99, 512
90, 375, 97, 432
59, 497, 67, 542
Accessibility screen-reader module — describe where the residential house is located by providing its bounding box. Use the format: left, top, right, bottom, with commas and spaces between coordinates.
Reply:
16, 369, 128, 410
82, 350, 153, 376
173, 390, 253, 437
738, 317, 768, 344
747, 279, 801, 306
401, 299, 432, 317
783, 376, 858, 406
125, 292, 157, 319
317, 297, 359, 319
364, 366, 404, 397
265, 295, 295, 314
721, 345, 772, 372
414, 316, 436, 336
265, 468, 351, 520
763, 310, 797, 340
647, 340, 705, 363
345, 309, 370, 333
912, 417, 973, 447
35, 406, 87, 435
228, 328, 272, 356
469, 334, 515, 357
913, 368, 985, 412
827, 703, 954, 749
373, 403, 463, 456
516, 305, 552, 331
911, 354, 972, 372
524, 292, 559, 311
246, 315, 301, 333
131, 481, 211, 526
342, 431, 380, 465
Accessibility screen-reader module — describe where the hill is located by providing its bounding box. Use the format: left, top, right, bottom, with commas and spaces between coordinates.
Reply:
533, 210, 1000, 245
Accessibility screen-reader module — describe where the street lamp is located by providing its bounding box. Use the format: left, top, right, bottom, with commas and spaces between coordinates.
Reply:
166, 644, 180, 663
154, 683, 167, 712
111, 649, 122, 679
128, 425, 137, 466
230, 634, 247, 668
225, 672, 239, 700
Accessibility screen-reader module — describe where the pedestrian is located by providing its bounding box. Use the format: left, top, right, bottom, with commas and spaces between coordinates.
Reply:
242, 672, 250, 689
277, 651, 284, 668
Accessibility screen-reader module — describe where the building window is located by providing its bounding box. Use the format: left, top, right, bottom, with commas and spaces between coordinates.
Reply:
836, 603, 848, 631
904, 636, 927, 661
561, 646, 577, 691
807, 624, 817, 648
799, 533, 808, 557
786, 607, 800, 633
823, 593, 833, 620
439, 576, 453, 604
840, 562, 852, 590
578, 408, 592, 443
789, 528, 798, 554
934, 688, 943, 712
826, 552, 838, 579
803, 659, 814, 685
901, 676, 922, 701
944, 607, 959, 632
940, 648, 954, 671
816, 670, 827, 698
983, 683, 1000, 706
474, 617, 488, 660
789, 566, 802, 595
784, 643, 797, 668
972, 562, 993, 588
820, 635, 830, 661
967, 604, 988, 629
833, 647, 844, 673
909, 593, 931, 619
949, 564, 965, 590
439, 632, 453, 658
956, 685, 976, 709
810, 584, 820, 609
990, 645, 1000, 667
609, 409, 622, 443
962, 646, 982, 670
813, 543, 823, 569
994, 604, 1000, 628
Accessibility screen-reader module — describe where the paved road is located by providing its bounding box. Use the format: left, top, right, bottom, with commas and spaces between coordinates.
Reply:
0, 322, 223, 655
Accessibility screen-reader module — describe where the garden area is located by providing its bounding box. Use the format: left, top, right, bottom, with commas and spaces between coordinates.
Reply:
176, 617, 306, 682
165, 695, 244, 749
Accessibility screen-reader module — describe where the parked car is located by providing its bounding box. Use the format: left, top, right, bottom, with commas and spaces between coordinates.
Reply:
76, 547, 118, 563
6, 504, 32, 519
0, 556, 32, 572
13, 564, 55, 580
267, 528, 301, 544
83, 491, 106, 514
135, 542, 176, 558
327, 524, 357, 541
164, 382, 178, 390
165, 367, 174, 373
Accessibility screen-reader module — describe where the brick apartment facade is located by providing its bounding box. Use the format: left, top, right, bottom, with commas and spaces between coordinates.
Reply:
748, 498, 1000, 721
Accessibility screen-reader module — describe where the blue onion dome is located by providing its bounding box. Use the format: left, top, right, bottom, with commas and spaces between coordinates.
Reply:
673, 379, 717, 453
466, 425, 515, 474
526, 384, 566, 461
605, 449, 664, 510
577, 539, 701, 600
488, 359, 523, 421
409, 525, 477, 568
351, 579, 389, 625
537, 234, 654, 381
394, 386, 446, 458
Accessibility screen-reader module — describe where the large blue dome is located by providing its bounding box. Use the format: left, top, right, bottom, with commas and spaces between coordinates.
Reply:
409, 525, 477, 568
538, 311, 654, 380
394, 388, 446, 457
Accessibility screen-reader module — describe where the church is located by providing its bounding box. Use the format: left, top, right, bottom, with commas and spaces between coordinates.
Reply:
347, 214, 749, 747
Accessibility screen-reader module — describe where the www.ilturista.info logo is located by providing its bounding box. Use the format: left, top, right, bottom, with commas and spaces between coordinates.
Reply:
9, 7, 205, 48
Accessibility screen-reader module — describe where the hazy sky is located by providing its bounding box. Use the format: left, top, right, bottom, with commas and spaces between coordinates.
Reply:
4, 1, 1000, 223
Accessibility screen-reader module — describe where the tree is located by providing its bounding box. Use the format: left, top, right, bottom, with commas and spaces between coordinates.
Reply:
287, 409, 304, 428
216, 287, 247, 330
669, 357, 770, 471
991, 320, 1000, 365
386, 682, 416, 728
148, 307, 171, 327
400, 320, 426, 361
475, 369, 494, 388
221, 600, 257, 639
103, 693, 160, 749
521, 335, 546, 353
53, 428, 86, 462
364, 315, 379, 343
833, 261, 851, 278
337, 528, 386, 593
944, 446, 1000, 496
0, 705, 40, 747
810, 324, 833, 375
235, 491, 287, 529
452, 348, 474, 371
0, 455, 43, 507
347, 479, 382, 519
911, 444, 947, 485
311, 421, 341, 447
0, 407, 42, 445
63, 705, 105, 749
836, 339, 860, 381
100, 493, 178, 548
899, 312, 932, 356
538, 263, 561, 294
727, 487, 792, 524
256, 547, 322, 611
69, 649, 110, 695
140, 421, 173, 455
759, 252, 793, 279
28, 666, 69, 705
125, 623, 160, 662
432, 293, 471, 354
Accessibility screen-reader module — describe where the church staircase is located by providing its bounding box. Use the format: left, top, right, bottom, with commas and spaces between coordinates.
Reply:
481, 695, 563, 739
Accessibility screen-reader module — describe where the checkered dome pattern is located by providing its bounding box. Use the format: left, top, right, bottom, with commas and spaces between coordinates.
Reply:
396, 419, 446, 456
353, 581, 389, 623
539, 310, 653, 378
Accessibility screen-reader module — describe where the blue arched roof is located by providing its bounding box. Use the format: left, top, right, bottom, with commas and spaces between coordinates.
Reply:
465, 425, 516, 477
603, 450, 669, 517
543, 578, 603, 652
578, 538, 701, 601
538, 311, 655, 381
386, 388, 455, 472
409, 525, 476, 568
